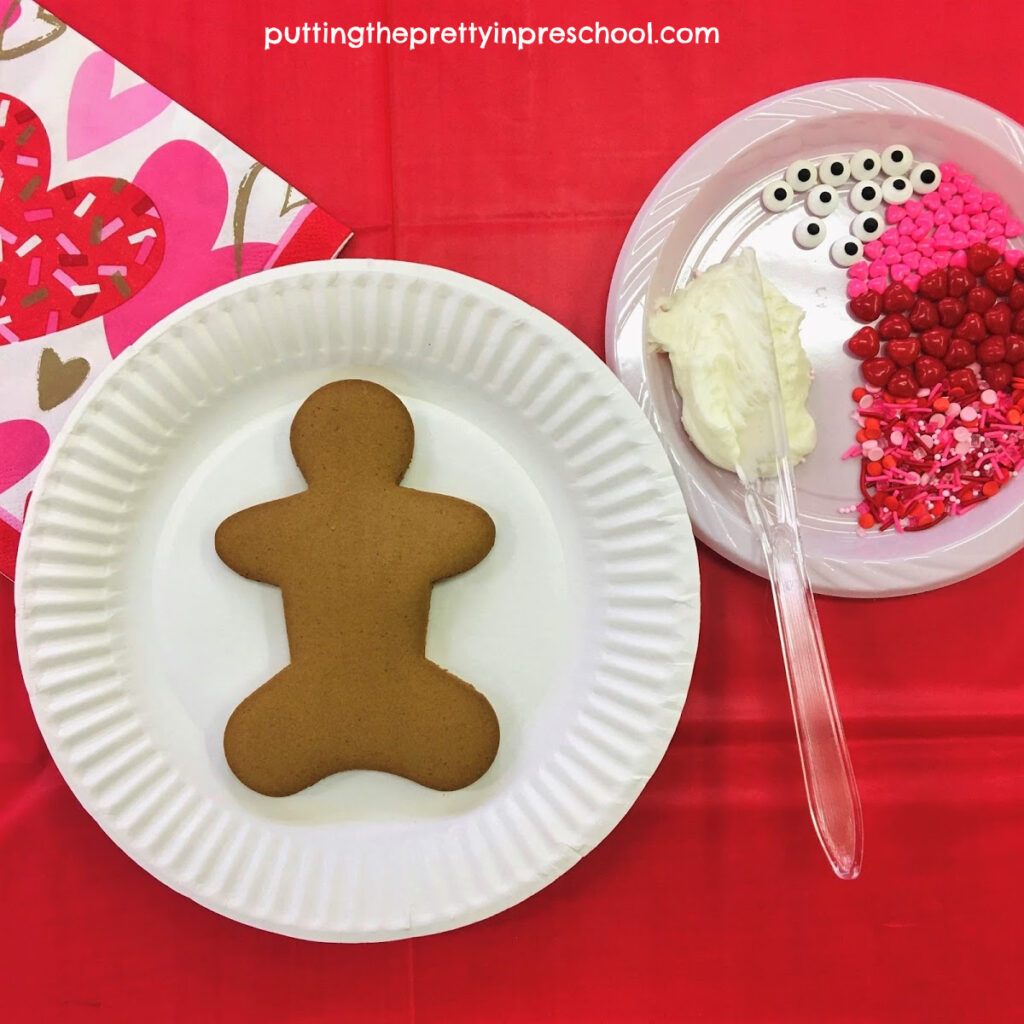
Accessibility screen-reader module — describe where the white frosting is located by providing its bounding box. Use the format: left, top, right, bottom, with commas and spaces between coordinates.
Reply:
648, 248, 816, 477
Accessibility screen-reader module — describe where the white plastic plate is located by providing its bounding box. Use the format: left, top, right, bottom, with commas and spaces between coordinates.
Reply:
607, 78, 1024, 596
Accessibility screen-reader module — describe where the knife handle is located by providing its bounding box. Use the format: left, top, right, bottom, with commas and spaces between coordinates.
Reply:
746, 482, 864, 880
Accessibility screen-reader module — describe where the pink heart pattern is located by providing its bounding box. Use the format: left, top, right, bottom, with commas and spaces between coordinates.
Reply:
66, 52, 172, 159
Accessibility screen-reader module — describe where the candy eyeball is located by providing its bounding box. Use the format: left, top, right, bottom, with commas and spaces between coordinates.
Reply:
819, 156, 851, 186
785, 159, 818, 192
850, 179, 883, 212
850, 149, 882, 181
831, 236, 864, 267
882, 175, 912, 205
881, 144, 914, 176
762, 180, 794, 212
909, 161, 941, 194
851, 210, 885, 242
794, 218, 826, 249
806, 184, 839, 218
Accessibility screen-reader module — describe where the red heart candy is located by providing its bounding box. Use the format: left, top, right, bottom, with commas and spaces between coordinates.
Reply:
862, 357, 895, 387
1005, 334, 1024, 363
977, 336, 1007, 364
966, 285, 997, 313
847, 326, 880, 359
944, 336, 976, 368
947, 267, 973, 297
878, 314, 912, 339
984, 303, 1011, 336
914, 355, 947, 387
984, 260, 1015, 294
908, 299, 939, 331
0, 93, 165, 343
955, 311, 987, 341
919, 268, 948, 301
886, 337, 920, 367
1014, 308, 1024, 334
965, 243, 999, 275
949, 367, 979, 393
920, 328, 951, 358
1008, 282, 1024, 310
849, 291, 883, 324
882, 282, 915, 314
938, 297, 967, 327
984, 362, 1013, 390
886, 368, 918, 397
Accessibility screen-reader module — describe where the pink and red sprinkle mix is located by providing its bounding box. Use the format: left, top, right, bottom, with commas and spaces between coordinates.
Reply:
841, 163, 1024, 532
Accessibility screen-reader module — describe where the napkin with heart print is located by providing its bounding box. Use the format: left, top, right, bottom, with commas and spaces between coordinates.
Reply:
0, 2, 353, 580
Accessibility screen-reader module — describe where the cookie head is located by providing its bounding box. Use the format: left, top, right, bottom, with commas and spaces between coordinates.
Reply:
290, 379, 415, 485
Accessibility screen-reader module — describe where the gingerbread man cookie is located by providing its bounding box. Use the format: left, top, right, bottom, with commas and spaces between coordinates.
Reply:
215, 379, 500, 796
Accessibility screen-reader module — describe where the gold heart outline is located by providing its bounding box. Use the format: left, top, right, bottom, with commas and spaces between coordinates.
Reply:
232, 163, 313, 277
0, 2, 66, 61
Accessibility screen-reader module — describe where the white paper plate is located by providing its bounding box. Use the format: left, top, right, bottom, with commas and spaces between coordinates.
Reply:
15, 261, 699, 941
607, 78, 1024, 597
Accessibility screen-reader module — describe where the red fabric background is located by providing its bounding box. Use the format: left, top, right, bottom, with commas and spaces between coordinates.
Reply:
3, 1, 1023, 1020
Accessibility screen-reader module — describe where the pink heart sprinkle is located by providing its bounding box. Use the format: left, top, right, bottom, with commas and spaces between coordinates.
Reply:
964, 187, 982, 204
951, 231, 969, 249
992, 204, 1008, 224
934, 208, 953, 225
947, 195, 965, 215
970, 213, 988, 231
922, 192, 942, 210
954, 174, 973, 193
904, 199, 923, 218
991, 235, 1007, 253
918, 242, 934, 257
868, 277, 887, 294
885, 204, 907, 223
883, 247, 901, 265
981, 192, 999, 211
869, 259, 888, 278
920, 257, 938, 275
891, 263, 909, 281
848, 260, 870, 279
985, 222, 1004, 238
1006, 219, 1024, 238
904, 250, 921, 269
864, 240, 884, 260
910, 227, 928, 242
898, 217, 915, 235
952, 214, 970, 232
847, 278, 868, 298
950, 249, 968, 268
881, 228, 900, 246
914, 213, 934, 229
933, 251, 951, 269
898, 236, 916, 253
964, 201, 982, 217
1004, 248, 1022, 267
938, 182, 957, 202
904, 273, 920, 292
967, 229, 986, 244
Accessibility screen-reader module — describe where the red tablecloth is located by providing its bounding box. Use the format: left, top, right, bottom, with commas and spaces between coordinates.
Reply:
3, 1, 1023, 1020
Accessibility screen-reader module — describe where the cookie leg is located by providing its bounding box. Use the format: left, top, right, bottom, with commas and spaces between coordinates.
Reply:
223, 665, 343, 797
380, 662, 500, 791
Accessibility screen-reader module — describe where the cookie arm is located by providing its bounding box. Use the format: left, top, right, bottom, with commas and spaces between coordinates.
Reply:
429, 497, 496, 580
215, 500, 290, 584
